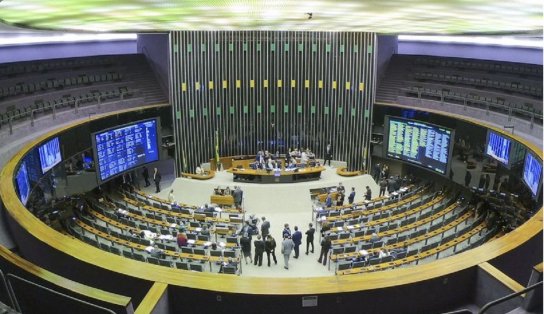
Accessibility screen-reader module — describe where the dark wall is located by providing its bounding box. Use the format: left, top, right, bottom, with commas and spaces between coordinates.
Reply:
169, 267, 476, 314
170, 31, 377, 173
490, 232, 543, 286
377, 35, 398, 82
137, 34, 170, 96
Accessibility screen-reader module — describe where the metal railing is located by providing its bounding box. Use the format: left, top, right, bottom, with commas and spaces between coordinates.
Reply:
399, 88, 542, 128
478, 281, 543, 314
3, 89, 140, 135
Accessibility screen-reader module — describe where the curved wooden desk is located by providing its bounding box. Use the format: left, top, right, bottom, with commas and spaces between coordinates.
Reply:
181, 171, 215, 180
336, 167, 364, 177
227, 166, 325, 183
0, 104, 541, 313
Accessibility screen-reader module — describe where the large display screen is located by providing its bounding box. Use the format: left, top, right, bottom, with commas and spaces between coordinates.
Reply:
522, 152, 542, 197
15, 162, 31, 205
485, 131, 511, 166
386, 116, 453, 175
93, 118, 159, 183
38, 137, 62, 174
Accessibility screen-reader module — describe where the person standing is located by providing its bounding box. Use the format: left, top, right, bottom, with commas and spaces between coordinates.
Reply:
233, 186, 243, 209
325, 193, 332, 208
168, 189, 175, 203
142, 166, 150, 187
305, 223, 315, 255
282, 223, 291, 239
348, 187, 356, 204
373, 162, 381, 181
153, 167, 161, 193
379, 178, 387, 197
365, 186, 372, 201
478, 174, 485, 189
292, 226, 302, 259
324, 143, 333, 166
261, 217, 270, 238
464, 170, 472, 187
240, 234, 252, 265
317, 235, 332, 266
253, 235, 265, 266
265, 234, 277, 267
281, 235, 295, 270
484, 174, 491, 190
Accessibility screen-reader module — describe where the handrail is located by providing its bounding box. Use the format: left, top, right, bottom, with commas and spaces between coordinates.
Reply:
5, 89, 141, 134
398, 88, 543, 123
478, 281, 543, 314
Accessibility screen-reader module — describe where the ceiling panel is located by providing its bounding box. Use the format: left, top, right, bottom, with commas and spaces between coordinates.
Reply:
0, 0, 541, 34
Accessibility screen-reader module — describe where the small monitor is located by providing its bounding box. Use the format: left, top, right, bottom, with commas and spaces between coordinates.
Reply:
485, 130, 511, 166
38, 137, 62, 174
15, 161, 31, 205
522, 151, 542, 198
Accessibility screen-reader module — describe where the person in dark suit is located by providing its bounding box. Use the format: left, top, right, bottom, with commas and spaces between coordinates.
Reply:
348, 187, 356, 204
317, 235, 331, 266
464, 170, 472, 187
265, 234, 277, 266
233, 186, 243, 209
292, 226, 302, 258
142, 166, 150, 187
260, 217, 270, 237
478, 174, 485, 189
379, 179, 387, 197
365, 186, 372, 201
484, 174, 491, 190
324, 143, 333, 166
325, 193, 332, 208
305, 223, 315, 255
153, 167, 161, 193
253, 235, 265, 266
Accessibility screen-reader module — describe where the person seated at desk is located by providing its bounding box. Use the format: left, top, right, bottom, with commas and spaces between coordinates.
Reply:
145, 244, 165, 259
198, 204, 216, 215
219, 258, 238, 273
195, 166, 204, 175
116, 208, 129, 219
369, 232, 381, 243
128, 229, 139, 238
224, 186, 231, 196
177, 232, 188, 248
300, 150, 309, 166
378, 248, 390, 258
286, 161, 297, 170
199, 225, 211, 236
214, 186, 223, 195
140, 230, 157, 242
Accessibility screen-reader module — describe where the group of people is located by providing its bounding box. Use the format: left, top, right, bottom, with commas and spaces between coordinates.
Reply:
213, 186, 244, 208
238, 218, 318, 270
142, 166, 162, 193
324, 182, 357, 208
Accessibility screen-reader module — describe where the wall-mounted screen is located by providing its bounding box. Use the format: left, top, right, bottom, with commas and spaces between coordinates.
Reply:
485, 131, 511, 166
38, 137, 62, 174
522, 152, 542, 197
385, 116, 453, 175
92, 118, 159, 183
15, 161, 30, 205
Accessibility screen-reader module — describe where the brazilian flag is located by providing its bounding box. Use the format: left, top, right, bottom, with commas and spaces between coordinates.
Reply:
215, 130, 220, 170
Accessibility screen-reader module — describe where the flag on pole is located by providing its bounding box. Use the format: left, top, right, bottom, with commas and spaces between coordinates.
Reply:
215, 130, 220, 170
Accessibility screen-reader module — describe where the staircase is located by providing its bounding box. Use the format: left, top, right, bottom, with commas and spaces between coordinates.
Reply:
376, 55, 412, 104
